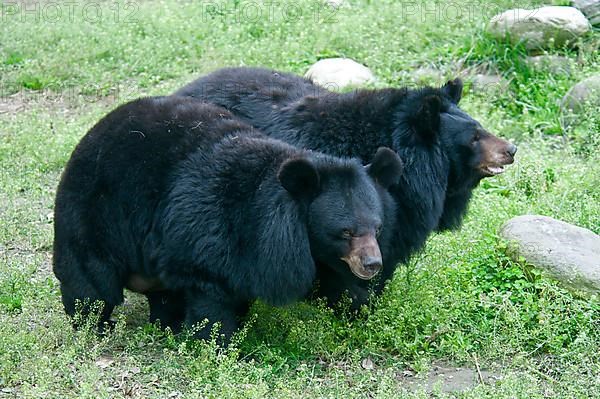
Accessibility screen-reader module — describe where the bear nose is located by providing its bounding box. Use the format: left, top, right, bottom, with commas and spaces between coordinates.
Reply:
363, 256, 382, 273
506, 143, 517, 157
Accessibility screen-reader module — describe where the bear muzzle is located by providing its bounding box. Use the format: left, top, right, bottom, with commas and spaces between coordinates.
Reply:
341, 235, 383, 280
478, 133, 517, 177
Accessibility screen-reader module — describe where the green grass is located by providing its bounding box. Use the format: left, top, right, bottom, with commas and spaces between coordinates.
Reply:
1, 0, 599, 397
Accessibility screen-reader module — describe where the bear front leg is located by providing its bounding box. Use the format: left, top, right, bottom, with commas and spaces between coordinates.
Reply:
314, 266, 371, 312
146, 290, 186, 333
184, 288, 242, 344
318, 280, 370, 311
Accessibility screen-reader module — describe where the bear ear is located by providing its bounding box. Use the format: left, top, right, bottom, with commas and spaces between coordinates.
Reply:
278, 158, 320, 199
293, 95, 319, 112
365, 147, 404, 189
442, 78, 463, 104
412, 95, 442, 143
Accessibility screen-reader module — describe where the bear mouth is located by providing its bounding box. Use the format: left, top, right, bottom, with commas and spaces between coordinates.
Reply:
479, 164, 506, 177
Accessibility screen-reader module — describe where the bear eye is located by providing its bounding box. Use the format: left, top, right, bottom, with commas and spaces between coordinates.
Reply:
471, 132, 481, 143
375, 226, 382, 237
341, 229, 353, 239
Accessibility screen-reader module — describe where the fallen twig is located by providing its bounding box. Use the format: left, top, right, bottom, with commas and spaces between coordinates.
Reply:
472, 353, 485, 385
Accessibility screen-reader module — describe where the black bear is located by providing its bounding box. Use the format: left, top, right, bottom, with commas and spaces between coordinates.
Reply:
52, 96, 403, 340
174, 67, 517, 305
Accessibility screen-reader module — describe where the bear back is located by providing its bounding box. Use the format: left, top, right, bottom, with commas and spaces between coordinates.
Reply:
54, 97, 251, 276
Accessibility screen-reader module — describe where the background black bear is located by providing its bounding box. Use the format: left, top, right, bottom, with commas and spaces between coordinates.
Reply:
53, 96, 403, 340
175, 67, 518, 305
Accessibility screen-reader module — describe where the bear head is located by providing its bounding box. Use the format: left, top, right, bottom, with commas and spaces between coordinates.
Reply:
278, 147, 403, 280
439, 79, 517, 181
397, 79, 517, 230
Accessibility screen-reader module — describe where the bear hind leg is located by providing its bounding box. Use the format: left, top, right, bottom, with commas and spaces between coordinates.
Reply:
57, 254, 124, 332
184, 289, 246, 344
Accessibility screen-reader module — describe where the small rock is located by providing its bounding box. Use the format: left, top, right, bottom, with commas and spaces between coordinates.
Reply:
468, 74, 508, 93
305, 58, 376, 90
361, 357, 374, 370
402, 369, 415, 377
560, 74, 600, 129
95, 355, 115, 369
500, 215, 600, 295
526, 55, 573, 74
488, 6, 591, 50
572, 0, 600, 26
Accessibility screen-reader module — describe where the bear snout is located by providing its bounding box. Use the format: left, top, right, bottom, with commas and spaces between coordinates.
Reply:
478, 133, 517, 177
341, 235, 382, 280
506, 143, 517, 158
362, 256, 383, 274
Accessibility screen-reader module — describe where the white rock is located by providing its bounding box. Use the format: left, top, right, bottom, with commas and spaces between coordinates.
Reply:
500, 215, 600, 295
324, 0, 345, 7
560, 74, 600, 129
305, 58, 376, 90
572, 0, 600, 26
488, 6, 591, 50
413, 67, 445, 84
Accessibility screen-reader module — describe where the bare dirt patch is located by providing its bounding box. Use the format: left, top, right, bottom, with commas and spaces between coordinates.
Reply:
399, 361, 503, 394
0, 89, 122, 117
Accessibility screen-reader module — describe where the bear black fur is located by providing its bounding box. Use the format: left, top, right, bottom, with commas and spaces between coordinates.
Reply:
175, 67, 517, 304
53, 96, 402, 340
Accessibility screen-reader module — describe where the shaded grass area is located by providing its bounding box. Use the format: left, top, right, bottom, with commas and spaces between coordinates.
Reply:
1, 0, 599, 397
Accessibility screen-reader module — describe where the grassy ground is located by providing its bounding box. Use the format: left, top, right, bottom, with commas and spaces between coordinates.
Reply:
1, 0, 599, 397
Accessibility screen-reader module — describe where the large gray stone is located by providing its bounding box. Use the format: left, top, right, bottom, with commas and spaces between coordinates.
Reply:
560, 74, 600, 129
488, 6, 591, 50
572, 0, 600, 26
500, 215, 600, 295
413, 67, 446, 84
468, 74, 508, 93
525, 55, 573, 75
305, 58, 376, 90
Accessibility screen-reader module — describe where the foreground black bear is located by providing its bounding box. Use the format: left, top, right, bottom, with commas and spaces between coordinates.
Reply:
175, 67, 517, 305
53, 96, 403, 340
